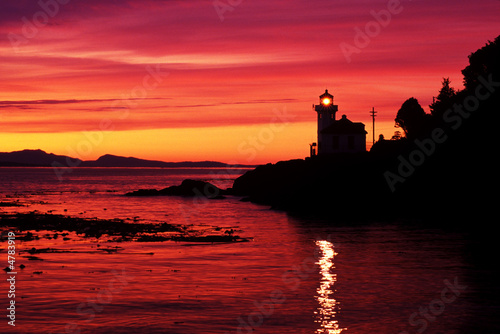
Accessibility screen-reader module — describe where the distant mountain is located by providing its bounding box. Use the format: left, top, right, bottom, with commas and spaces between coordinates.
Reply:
81, 154, 178, 168
0, 149, 83, 167
0, 150, 254, 168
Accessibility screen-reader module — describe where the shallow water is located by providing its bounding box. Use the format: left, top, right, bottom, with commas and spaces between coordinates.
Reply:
0, 168, 496, 333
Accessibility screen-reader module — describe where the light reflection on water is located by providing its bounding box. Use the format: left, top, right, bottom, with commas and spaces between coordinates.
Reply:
315, 240, 345, 334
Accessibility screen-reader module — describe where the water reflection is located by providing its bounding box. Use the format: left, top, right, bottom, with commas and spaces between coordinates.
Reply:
315, 240, 345, 333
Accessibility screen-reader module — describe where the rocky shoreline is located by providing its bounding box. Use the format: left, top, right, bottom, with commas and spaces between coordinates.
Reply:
0, 211, 251, 244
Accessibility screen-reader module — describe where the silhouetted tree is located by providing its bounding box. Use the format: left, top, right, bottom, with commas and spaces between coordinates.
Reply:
462, 35, 500, 92
391, 131, 402, 140
455, 34, 500, 160
429, 77, 456, 118
394, 98, 430, 139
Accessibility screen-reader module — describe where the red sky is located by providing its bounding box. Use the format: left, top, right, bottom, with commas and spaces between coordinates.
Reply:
0, 0, 499, 164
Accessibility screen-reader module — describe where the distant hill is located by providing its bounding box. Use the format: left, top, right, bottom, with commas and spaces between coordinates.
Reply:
0, 150, 254, 168
0, 149, 83, 167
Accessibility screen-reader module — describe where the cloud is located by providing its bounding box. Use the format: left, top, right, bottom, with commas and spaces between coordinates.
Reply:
0, 97, 168, 106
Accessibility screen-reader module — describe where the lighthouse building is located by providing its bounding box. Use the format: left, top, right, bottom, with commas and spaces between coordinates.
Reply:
311, 90, 367, 156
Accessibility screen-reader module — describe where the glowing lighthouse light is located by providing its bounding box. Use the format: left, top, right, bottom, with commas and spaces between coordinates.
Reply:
322, 98, 331, 105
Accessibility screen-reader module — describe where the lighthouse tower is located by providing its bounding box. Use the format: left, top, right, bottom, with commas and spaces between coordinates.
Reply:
314, 89, 338, 154
311, 89, 367, 156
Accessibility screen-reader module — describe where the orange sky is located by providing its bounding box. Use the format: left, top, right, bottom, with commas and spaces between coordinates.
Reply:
1, 0, 499, 164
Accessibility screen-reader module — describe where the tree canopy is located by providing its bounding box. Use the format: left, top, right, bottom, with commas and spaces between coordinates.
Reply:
462, 35, 500, 92
394, 97, 429, 139
429, 77, 456, 118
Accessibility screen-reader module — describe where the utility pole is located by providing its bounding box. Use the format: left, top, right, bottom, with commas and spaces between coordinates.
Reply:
369, 107, 377, 145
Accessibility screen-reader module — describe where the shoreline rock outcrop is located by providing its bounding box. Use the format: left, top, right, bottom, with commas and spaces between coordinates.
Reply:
125, 179, 226, 199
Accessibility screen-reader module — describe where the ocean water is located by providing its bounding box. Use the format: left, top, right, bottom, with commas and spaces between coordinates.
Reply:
0, 168, 496, 333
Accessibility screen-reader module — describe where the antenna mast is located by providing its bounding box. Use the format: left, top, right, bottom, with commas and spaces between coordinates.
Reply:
369, 107, 377, 145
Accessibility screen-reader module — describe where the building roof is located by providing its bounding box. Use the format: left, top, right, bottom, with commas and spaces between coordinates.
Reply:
320, 115, 367, 134
320, 89, 333, 100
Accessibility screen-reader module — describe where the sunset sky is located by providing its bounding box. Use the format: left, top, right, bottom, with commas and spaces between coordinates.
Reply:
1, 0, 499, 164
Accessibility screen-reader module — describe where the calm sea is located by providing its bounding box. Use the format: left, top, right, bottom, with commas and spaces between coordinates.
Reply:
0, 168, 496, 334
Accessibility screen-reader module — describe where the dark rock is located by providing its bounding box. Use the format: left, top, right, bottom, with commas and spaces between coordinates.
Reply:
126, 179, 225, 199
170, 235, 251, 243
124, 189, 160, 196
0, 202, 23, 207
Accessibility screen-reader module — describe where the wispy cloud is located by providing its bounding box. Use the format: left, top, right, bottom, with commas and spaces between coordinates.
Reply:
0, 97, 169, 106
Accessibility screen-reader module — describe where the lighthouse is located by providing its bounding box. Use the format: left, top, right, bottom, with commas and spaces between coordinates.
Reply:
311, 89, 367, 155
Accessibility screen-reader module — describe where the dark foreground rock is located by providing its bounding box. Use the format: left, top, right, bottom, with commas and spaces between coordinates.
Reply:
0, 212, 182, 241
231, 144, 495, 224
0, 212, 249, 243
125, 179, 226, 199
231, 154, 394, 219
